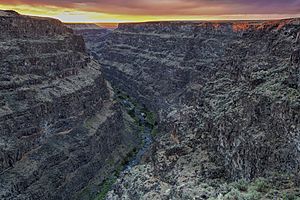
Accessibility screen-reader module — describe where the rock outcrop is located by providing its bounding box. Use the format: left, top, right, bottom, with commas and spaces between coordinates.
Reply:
77, 19, 300, 199
0, 10, 139, 200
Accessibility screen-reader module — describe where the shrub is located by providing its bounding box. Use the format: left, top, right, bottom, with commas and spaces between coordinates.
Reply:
283, 192, 299, 200
244, 190, 262, 200
224, 189, 243, 200
253, 178, 269, 193
232, 179, 248, 192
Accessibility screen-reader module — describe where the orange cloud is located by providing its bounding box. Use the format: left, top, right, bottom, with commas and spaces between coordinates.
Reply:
0, 0, 299, 22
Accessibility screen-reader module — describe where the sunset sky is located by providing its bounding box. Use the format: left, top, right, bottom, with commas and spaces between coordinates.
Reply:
0, 0, 299, 22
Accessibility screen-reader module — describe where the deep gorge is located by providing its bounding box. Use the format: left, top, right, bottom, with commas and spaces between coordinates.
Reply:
0, 10, 299, 200
75, 19, 300, 199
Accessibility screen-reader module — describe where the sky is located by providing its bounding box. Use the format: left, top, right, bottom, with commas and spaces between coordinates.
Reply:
0, 0, 300, 22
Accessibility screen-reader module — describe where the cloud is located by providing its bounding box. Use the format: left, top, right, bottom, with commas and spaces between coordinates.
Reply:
2, 0, 300, 16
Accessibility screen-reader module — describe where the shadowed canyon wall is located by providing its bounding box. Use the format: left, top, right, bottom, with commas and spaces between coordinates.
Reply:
0, 10, 139, 200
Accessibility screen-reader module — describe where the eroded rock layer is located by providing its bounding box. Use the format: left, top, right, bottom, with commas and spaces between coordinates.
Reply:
0, 10, 139, 200
79, 19, 300, 199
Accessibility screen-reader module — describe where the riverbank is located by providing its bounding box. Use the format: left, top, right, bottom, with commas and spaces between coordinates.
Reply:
93, 89, 158, 200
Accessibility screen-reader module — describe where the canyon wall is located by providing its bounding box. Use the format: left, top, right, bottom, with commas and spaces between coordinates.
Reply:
0, 10, 139, 200
79, 19, 300, 198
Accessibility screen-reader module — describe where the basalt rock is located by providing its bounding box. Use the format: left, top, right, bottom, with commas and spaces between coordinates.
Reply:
0, 10, 139, 200
66, 23, 112, 62
76, 19, 300, 198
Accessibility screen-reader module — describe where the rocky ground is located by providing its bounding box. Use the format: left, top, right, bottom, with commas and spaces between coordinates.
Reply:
0, 10, 140, 200
77, 19, 300, 199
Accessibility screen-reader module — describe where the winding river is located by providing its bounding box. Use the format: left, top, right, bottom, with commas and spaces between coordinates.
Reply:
118, 96, 154, 171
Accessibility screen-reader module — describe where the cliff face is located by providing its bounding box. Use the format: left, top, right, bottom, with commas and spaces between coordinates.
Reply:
67, 24, 112, 62
78, 19, 300, 198
0, 10, 139, 200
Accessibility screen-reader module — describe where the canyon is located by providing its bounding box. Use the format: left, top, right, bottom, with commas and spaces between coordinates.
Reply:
0, 9, 299, 200
77, 20, 300, 199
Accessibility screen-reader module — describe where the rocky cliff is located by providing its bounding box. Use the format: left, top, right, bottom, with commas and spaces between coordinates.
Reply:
78, 19, 300, 199
0, 10, 139, 200
67, 23, 112, 62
